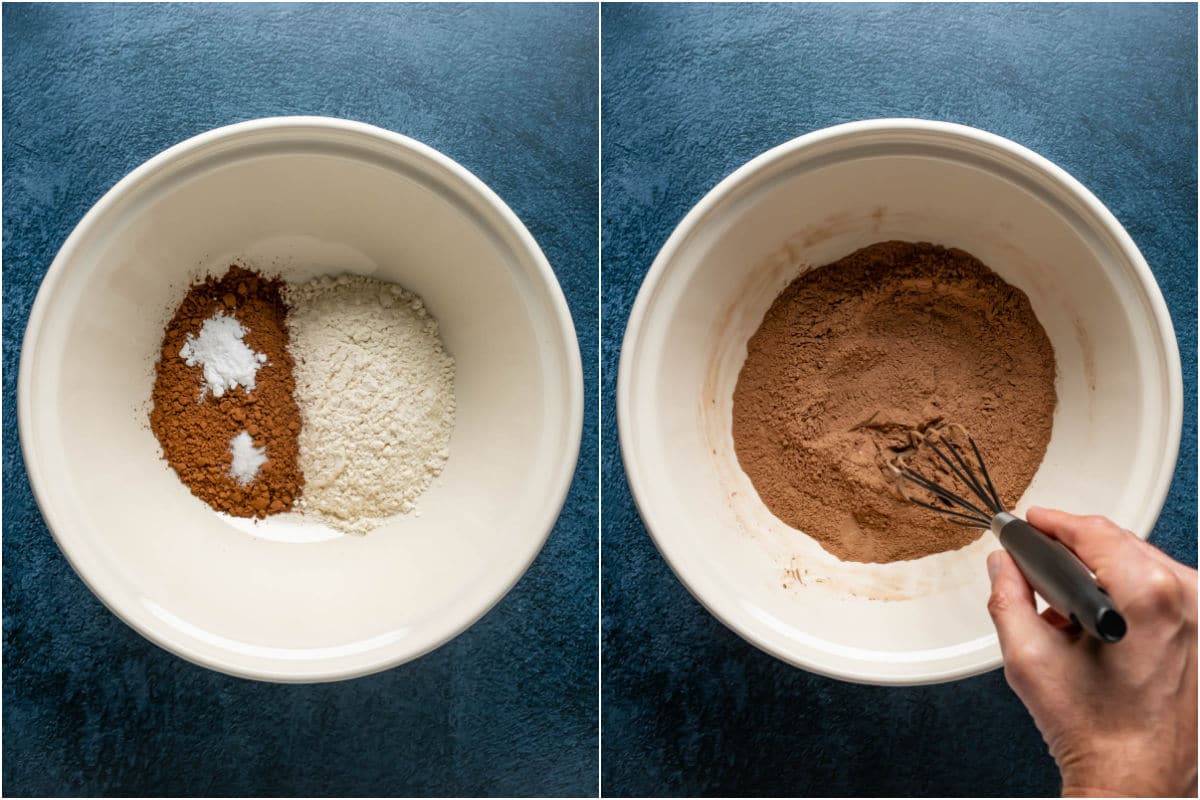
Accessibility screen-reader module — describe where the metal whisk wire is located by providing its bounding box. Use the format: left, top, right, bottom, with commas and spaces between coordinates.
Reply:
888, 423, 1129, 644
891, 426, 1006, 529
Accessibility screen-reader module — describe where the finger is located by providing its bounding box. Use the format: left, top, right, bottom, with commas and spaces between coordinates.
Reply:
1027, 509, 1189, 616
987, 551, 1059, 660
1026, 507, 1138, 568
1136, 538, 1199, 586
1025, 507, 1152, 593
1040, 607, 1077, 631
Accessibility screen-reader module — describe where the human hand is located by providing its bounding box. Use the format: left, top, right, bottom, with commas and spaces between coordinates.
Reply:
986, 507, 1197, 797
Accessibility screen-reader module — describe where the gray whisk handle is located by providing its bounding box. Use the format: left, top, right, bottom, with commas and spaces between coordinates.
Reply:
991, 512, 1127, 643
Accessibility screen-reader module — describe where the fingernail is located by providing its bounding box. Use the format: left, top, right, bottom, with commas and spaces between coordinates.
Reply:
987, 551, 1002, 581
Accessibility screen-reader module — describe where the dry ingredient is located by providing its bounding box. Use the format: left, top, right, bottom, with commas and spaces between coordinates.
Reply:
731, 241, 1056, 563
150, 266, 304, 517
180, 313, 267, 398
150, 266, 455, 532
229, 430, 268, 486
286, 275, 455, 534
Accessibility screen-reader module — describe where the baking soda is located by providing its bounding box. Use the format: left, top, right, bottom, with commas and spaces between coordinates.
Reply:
179, 312, 267, 398
229, 430, 268, 486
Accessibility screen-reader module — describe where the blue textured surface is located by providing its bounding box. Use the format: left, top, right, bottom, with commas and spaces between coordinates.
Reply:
3, 5, 597, 796
601, 4, 1196, 797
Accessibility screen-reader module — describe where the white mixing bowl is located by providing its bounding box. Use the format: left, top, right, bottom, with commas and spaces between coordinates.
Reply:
618, 119, 1182, 685
19, 117, 583, 682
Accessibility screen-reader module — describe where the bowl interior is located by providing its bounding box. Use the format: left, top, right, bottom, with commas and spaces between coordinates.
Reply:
21, 121, 580, 680
622, 125, 1178, 683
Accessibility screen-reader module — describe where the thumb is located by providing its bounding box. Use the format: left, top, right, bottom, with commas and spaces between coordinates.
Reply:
987, 550, 1055, 663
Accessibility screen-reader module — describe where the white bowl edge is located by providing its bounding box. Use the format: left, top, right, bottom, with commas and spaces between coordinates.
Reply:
617, 118, 1183, 685
19, 116, 585, 682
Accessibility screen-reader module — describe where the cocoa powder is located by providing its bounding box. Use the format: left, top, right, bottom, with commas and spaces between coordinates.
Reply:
150, 266, 304, 517
731, 241, 1056, 563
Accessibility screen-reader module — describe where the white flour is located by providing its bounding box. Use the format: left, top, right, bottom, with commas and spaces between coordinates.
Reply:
286, 275, 455, 533
179, 313, 267, 398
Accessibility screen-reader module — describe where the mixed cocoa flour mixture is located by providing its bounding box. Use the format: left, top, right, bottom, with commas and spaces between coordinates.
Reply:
150, 266, 304, 517
731, 241, 1057, 563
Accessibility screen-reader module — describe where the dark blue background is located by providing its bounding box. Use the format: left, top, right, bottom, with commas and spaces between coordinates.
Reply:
3, 4, 597, 796
601, 4, 1196, 797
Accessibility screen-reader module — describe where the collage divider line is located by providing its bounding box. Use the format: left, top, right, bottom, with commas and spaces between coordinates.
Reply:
596, 2, 604, 795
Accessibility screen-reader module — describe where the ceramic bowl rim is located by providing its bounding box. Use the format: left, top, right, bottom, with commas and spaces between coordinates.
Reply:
18, 115, 584, 683
617, 117, 1184, 685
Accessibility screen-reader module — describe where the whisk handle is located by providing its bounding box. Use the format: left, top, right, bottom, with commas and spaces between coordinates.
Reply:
992, 512, 1127, 643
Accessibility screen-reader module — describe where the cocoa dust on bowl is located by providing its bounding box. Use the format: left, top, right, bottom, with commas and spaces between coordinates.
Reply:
732, 241, 1057, 564
150, 265, 456, 534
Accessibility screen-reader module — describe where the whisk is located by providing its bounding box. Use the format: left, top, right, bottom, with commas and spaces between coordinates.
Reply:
889, 425, 1127, 643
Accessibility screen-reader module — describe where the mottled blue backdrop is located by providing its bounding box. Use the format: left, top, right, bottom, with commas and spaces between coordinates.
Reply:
601, 4, 1196, 797
3, 4, 597, 796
